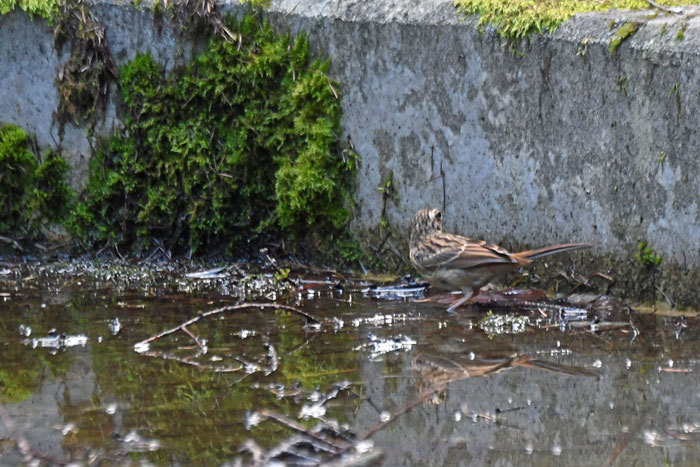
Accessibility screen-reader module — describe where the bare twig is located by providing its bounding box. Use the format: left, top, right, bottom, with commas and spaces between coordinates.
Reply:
180, 325, 203, 348
134, 302, 320, 349
257, 409, 351, 452
647, 0, 683, 14
139, 350, 243, 372
656, 286, 675, 308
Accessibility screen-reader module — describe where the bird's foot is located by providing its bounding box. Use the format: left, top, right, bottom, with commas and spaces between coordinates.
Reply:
445, 289, 477, 313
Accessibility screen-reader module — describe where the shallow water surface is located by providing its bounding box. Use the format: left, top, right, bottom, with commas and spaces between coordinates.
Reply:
0, 261, 698, 465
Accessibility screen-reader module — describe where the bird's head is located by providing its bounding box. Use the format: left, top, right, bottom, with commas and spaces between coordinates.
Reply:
409, 208, 443, 247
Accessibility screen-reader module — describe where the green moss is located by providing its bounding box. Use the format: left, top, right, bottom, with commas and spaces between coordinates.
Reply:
0, 124, 73, 240
70, 10, 357, 259
609, 22, 639, 55
455, 0, 691, 42
669, 80, 681, 114
0, 125, 36, 234
617, 75, 630, 97
0, 0, 57, 21
657, 151, 666, 172
576, 37, 592, 64
676, 23, 686, 40
636, 242, 662, 267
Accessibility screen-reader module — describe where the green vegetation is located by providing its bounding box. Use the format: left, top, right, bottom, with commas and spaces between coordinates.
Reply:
636, 242, 662, 267
676, 22, 686, 40
0, 0, 56, 20
479, 310, 529, 336
69, 11, 357, 258
657, 151, 666, 172
576, 37, 592, 63
609, 22, 639, 54
617, 75, 630, 97
0, 124, 72, 241
455, 0, 690, 41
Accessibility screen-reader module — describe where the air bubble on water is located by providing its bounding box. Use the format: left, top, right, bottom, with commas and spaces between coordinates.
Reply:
356, 440, 374, 454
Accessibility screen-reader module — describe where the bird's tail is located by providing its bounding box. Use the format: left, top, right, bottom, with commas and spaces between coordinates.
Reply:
516, 243, 591, 260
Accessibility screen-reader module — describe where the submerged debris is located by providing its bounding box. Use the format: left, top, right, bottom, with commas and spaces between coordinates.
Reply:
238, 405, 382, 466
354, 333, 417, 360
479, 311, 530, 335
23, 332, 88, 350
362, 282, 427, 300
114, 430, 161, 453
0, 259, 296, 300
351, 313, 412, 327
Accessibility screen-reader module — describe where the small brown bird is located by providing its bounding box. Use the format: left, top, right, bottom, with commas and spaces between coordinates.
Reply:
409, 208, 590, 312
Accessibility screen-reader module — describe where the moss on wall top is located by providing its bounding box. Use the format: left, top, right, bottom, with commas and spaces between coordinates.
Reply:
455, 0, 696, 41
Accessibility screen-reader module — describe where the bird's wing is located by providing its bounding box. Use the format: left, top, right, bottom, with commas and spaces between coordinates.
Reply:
413, 233, 522, 271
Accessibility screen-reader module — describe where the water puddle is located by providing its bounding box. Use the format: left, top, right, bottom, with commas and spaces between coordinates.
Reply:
0, 260, 698, 465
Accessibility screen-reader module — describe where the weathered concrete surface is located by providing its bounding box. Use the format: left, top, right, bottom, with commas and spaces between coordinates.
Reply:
0, 0, 698, 304
0, 4, 192, 186
258, 0, 700, 305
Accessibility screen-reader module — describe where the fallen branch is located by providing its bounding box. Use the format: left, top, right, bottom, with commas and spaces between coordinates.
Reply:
257, 409, 351, 452
134, 302, 320, 349
647, 0, 683, 14
139, 350, 243, 372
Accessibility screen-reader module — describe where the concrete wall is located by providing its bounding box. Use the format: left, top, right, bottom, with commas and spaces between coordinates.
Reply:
0, 0, 698, 304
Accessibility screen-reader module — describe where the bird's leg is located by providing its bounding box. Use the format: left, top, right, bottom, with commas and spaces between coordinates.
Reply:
446, 288, 477, 313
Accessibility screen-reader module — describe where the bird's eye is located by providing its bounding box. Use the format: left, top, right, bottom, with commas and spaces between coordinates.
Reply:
435, 211, 442, 221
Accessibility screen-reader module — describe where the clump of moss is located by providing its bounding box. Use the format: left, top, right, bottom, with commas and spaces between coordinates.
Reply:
609, 21, 639, 54
636, 242, 662, 267
0, 124, 72, 240
0, 0, 56, 20
455, 0, 689, 42
676, 22, 686, 40
70, 11, 357, 258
